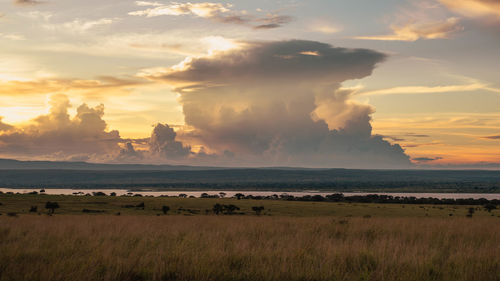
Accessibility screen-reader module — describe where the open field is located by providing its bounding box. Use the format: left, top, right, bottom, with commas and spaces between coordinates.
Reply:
1, 215, 499, 281
0, 194, 499, 217
0, 194, 499, 281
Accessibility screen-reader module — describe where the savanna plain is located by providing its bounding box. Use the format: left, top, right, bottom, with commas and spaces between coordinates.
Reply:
0, 194, 499, 281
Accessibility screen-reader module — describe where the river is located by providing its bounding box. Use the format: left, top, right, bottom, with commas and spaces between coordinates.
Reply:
1, 188, 499, 200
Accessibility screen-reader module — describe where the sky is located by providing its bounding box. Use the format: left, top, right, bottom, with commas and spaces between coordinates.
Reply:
0, 0, 499, 168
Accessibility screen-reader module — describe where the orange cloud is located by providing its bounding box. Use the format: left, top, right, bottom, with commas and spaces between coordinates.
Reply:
129, 1, 292, 29
441, 0, 500, 21
355, 17, 462, 41
0, 76, 145, 97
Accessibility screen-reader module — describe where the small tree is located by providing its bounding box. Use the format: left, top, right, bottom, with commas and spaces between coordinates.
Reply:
162, 205, 170, 215
467, 207, 475, 217
234, 193, 245, 200
252, 206, 265, 216
484, 204, 497, 213
219, 192, 226, 198
29, 206, 38, 213
213, 203, 224, 215
45, 201, 60, 214
224, 204, 240, 215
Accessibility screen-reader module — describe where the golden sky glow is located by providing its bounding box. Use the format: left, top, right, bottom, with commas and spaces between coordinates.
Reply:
0, 0, 499, 168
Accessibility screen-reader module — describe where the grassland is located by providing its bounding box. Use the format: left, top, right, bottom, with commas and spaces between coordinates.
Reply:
0, 194, 499, 281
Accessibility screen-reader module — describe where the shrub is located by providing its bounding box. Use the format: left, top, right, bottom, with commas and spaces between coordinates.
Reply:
29, 206, 38, 213
213, 203, 223, 215
484, 204, 497, 212
466, 207, 475, 218
224, 204, 240, 215
162, 205, 170, 215
92, 192, 107, 196
45, 201, 60, 214
252, 206, 265, 215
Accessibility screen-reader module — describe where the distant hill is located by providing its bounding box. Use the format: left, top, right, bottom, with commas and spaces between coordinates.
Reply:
0, 159, 499, 192
0, 158, 219, 171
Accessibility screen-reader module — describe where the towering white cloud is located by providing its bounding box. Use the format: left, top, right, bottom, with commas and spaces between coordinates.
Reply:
142, 40, 412, 168
0, 95, 122, 160
149, 123, 191, 158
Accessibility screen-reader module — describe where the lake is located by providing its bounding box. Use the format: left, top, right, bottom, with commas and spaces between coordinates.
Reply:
1, 188, 499, 200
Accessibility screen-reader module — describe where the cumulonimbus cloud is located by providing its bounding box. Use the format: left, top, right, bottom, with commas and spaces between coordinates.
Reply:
141, 40, 412, 168
0, 40, 413, 168
355, 17, 463, 41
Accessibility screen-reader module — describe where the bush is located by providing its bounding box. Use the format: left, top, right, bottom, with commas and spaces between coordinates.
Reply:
92, 192, 107, 196
45, 201, 60, 214
252, 206, 265, 215
162, 205, 170, 215
484, 204, 497, 212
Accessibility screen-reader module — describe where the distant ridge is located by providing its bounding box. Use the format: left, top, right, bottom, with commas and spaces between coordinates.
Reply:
0, 158, 499, 192
0, 158, 221, 171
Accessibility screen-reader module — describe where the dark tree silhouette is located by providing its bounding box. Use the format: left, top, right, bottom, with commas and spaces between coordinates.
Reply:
219, 192, 226, 198
29, 206, 37, 213
224, 204, 240, 215
45, 201, 60, 214
234, 193, 245, 200
467, 207, 475, 217
484, 204, 496, 212
162, 205, 170, 215
213, 203, 224, 215
252, 206, 265, 215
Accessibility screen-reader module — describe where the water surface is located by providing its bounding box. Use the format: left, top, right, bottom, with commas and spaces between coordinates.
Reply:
1, 188, 499, 200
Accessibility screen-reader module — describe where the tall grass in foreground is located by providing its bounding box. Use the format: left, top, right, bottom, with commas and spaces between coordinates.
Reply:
0, 215, 498, 281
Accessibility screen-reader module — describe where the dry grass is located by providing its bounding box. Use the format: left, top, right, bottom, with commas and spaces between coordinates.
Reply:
0, 215, 498, 281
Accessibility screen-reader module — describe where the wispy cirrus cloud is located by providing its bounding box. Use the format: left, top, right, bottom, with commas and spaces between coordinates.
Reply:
413, 156, 443, 162
483, 135, 500, 140
129, 1, 230, 17
358, 82, 500, 96
14, 0, 44, 6
355, 17, 463, 41
440, 0, 500, 22
42, 18, 118, 33
0, 76, 145, 97
0, 33, 26, 41
129, 1, 293, 29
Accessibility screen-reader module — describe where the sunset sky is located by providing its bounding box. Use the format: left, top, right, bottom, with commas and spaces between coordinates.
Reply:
0, 0, 499, 168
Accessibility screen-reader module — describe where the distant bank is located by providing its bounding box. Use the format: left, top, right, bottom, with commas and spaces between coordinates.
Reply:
1, 188, 500, 200
0, 158, 499, 193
